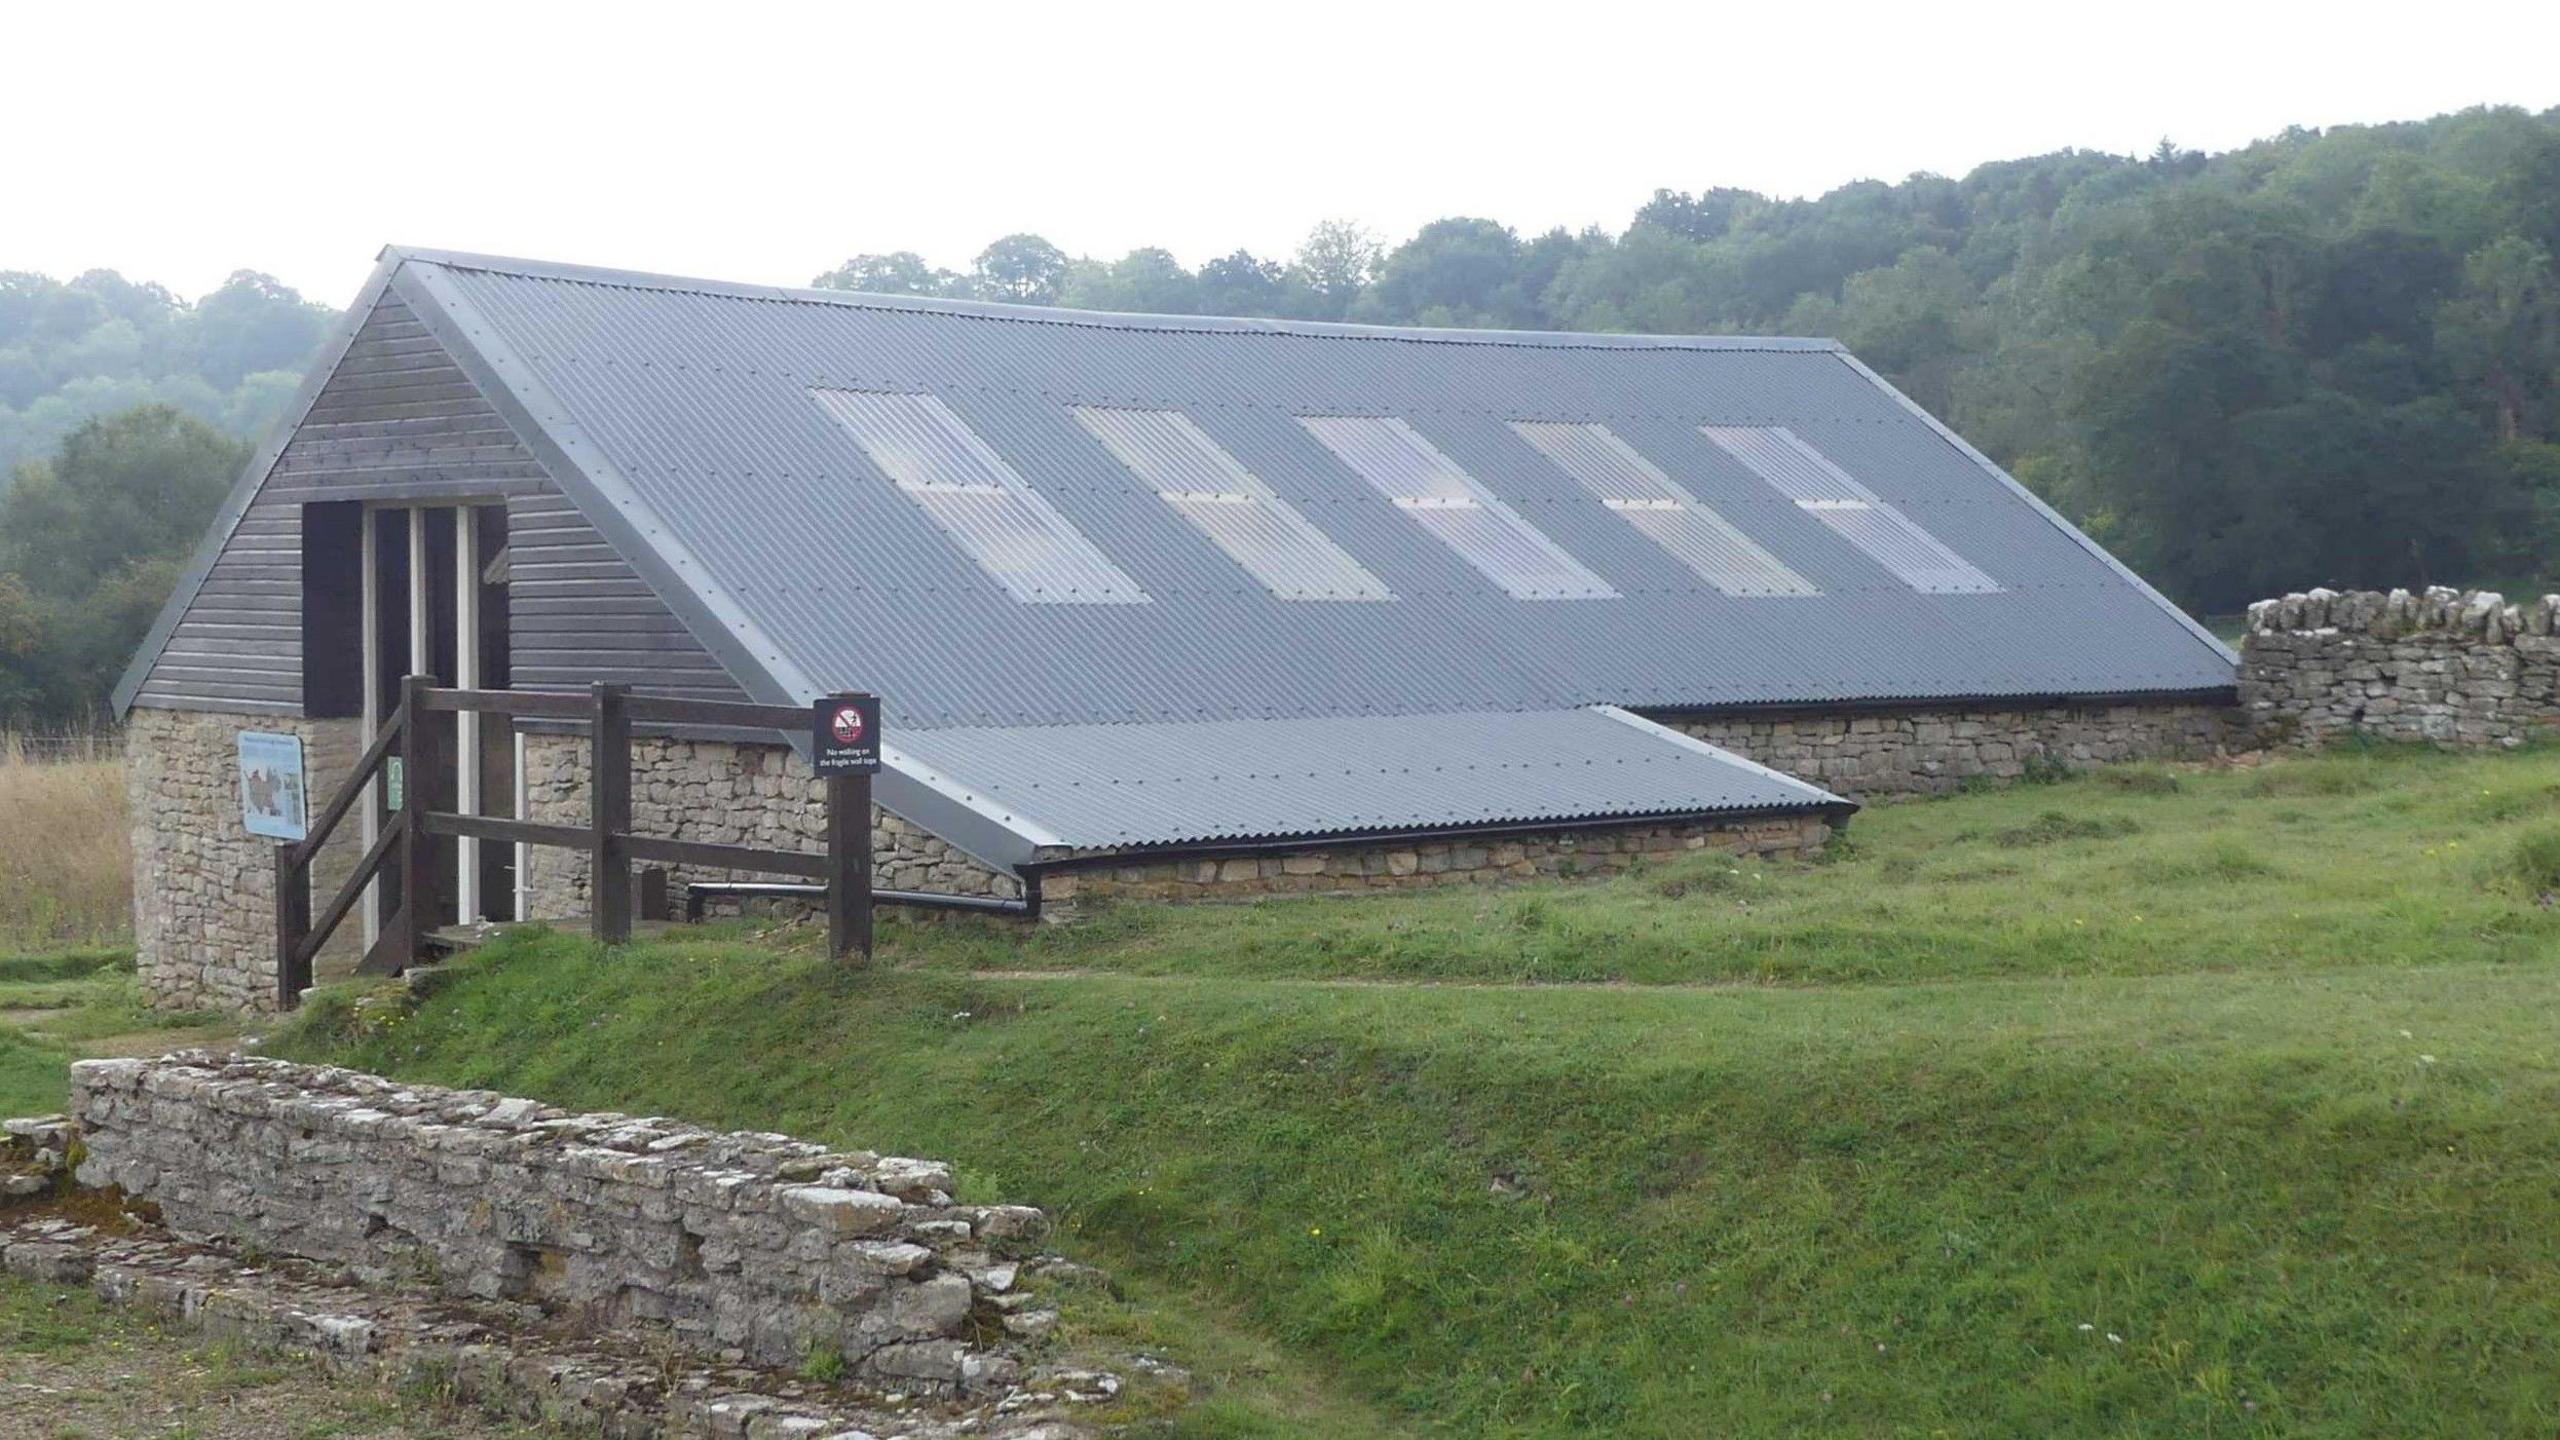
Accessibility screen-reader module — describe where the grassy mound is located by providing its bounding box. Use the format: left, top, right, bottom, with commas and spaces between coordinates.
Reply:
263, 746, 2560, 1437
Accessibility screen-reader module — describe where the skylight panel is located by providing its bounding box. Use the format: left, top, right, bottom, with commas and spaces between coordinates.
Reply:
1509, 420, 1818, 597
1072, 406, 1392, 601
1699, 425, 2000, 594
812, 389, 1148, 604
1295, 415, 1617, 601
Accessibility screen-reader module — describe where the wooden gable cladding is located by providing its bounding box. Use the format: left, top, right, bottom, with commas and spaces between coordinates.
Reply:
505, 488, 749, 703
128, 293, 747, 715
264, 297, 551, 502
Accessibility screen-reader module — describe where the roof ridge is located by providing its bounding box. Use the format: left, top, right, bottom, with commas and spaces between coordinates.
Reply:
380, 244, 1847, 355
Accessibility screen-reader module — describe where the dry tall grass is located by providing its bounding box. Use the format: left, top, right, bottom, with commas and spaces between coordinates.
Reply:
0, 736, 131, 952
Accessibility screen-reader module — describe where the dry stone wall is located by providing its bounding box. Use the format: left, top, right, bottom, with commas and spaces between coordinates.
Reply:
1655, 699, 2240, 800
2240, 587, 2560, 748
520, 733, 1013, 920
127, 707, 363, 1014
67, 1053, 1054, 1397
1038, 812, 1837, 909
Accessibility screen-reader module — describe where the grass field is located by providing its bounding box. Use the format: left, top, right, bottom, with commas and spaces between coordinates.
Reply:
235, 744, 2560, 1439
0, 744, 130, 954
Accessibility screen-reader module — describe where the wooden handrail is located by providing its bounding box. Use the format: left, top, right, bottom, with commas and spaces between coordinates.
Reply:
417, 686, 589, 720
275, 677, 880, 1012
291, 809, 408, 971
288, 701, 404, 870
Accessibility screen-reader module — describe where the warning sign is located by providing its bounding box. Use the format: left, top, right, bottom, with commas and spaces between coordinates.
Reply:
812, 694, 882, 775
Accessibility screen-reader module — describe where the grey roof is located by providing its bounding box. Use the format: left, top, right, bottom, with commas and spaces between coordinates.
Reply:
890, 706, 1842, 852
384, 248, 2235, 733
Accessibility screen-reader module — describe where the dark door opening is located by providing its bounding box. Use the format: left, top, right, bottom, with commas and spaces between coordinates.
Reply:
361, 502, 514, 939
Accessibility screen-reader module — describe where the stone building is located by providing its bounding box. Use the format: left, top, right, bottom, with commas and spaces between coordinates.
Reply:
114, 248, 2238, 1012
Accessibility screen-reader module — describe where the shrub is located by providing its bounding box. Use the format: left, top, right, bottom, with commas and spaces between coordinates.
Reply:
1990, 810, 2141, 848
2509, 825, 2560, 897
2096, 765, 2184, 795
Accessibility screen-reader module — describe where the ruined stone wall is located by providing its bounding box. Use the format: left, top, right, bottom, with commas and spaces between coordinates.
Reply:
66, 1053, 1049, 1397
519, 732, 1014, 922
1039, 812, 1838, 909
126, 707, 364, 1014
2240, 587, 2560, 748
1654, 699, 2240, 801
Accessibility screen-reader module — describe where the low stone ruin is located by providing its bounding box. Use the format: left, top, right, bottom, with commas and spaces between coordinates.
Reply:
4, 1054, 1166, 1438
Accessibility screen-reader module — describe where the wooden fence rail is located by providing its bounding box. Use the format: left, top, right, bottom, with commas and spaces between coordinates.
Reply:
274, 676, 875, 1011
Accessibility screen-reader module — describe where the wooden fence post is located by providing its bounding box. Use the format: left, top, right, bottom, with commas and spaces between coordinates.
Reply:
274, 843, 311, 1011
824, 770, 873, 963
591, 682, 633, 944
396, 672, 436, 970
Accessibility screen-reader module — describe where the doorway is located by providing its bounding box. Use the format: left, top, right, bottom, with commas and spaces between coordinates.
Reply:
360, 503, 515, 949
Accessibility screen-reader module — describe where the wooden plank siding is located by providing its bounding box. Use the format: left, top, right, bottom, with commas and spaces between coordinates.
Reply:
130, 294, 749, 714
505, 489, 749, 702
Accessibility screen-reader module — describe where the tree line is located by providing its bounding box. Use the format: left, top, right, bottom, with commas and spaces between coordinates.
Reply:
5, 105, 2559, 725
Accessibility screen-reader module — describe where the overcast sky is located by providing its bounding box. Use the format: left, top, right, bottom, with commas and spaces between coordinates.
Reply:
12, 1, 2560, 306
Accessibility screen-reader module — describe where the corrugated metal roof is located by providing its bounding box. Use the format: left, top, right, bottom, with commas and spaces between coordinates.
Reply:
385, 248, 2233, 736
890, 706, 1843, 851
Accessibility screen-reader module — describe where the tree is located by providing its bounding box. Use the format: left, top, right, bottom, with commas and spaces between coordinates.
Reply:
1288, 220, 1380, 318
973, 234, 1070, 305
1061, 248, 1199, 314
2437, 236, 2560, 441
1196, 250, 1286, 316
1369, 218, 1525, 326
0, 573, 44, 721
0, 406, 243, 602
811, 252, 959, 297
185, 271, 329, 389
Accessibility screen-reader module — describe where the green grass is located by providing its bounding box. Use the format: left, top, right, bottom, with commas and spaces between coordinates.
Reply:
0, 1024, 75, 1116
255, 745, 2560, 1439
0, 953, 226, 1113
869, 743, 2560, 989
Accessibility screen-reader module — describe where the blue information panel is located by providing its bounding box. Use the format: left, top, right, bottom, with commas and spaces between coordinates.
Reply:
237, 731, 309, 842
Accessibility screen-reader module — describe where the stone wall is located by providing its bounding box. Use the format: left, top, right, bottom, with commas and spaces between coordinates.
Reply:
66, 1053, 1055, 1397
520, 732, 1014, 921
127, 707, 364, 1014
1654, 699, 2240, 800
1038, 812, 1838, 908
2240, 587, 2560, 748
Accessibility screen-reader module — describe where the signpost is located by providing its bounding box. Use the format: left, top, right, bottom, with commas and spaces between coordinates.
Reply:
811, 694, 881, 960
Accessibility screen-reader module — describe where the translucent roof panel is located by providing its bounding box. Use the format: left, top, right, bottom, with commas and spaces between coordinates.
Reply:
813, 389, 1149, 604
1297, 415, 1617, 600
1510, 420, 1818, 597
1073, 406, 1391, 601
1701, 424, 2000, 594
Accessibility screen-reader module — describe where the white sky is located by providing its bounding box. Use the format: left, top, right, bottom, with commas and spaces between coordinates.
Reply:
10, 0, 2560, 307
